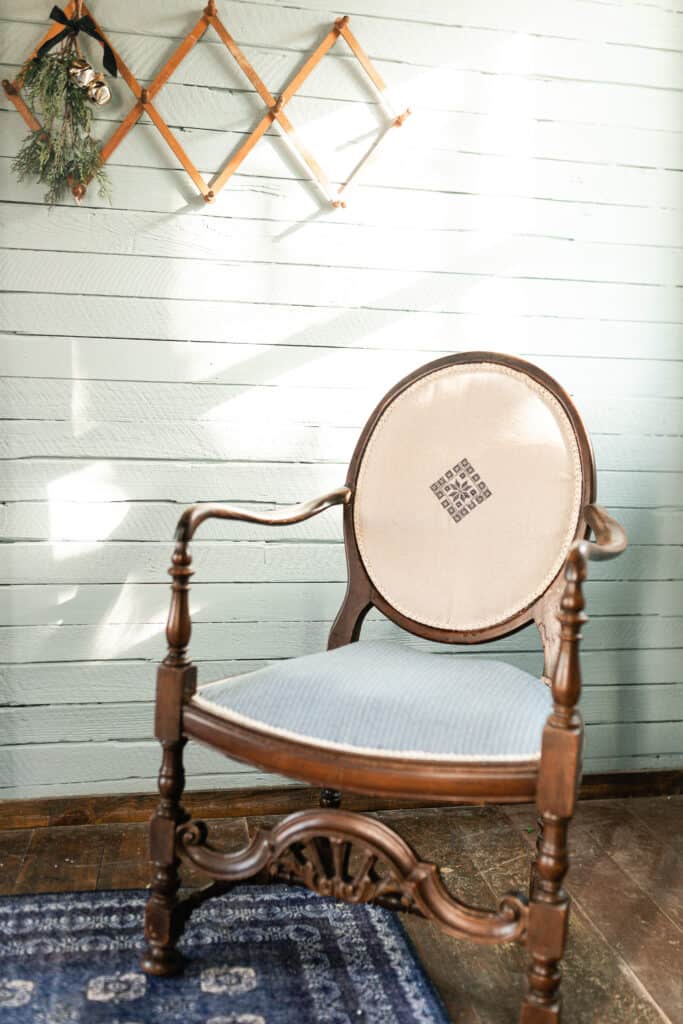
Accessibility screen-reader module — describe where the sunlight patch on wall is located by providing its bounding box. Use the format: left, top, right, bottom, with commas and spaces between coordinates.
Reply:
93, 584, 167, 661
47, 462, 129, 557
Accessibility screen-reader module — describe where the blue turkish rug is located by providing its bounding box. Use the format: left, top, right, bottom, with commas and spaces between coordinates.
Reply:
0, 886, 449, 1024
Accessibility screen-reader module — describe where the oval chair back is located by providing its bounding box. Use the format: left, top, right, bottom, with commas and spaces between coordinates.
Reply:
331, 352, 596, 659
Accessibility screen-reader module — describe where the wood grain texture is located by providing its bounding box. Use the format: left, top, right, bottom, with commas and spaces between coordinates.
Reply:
2, 166, 681, 243
2, 798, 680, 1022
2, 111, 680, 207
5, 614, 683, 664
3, 463, 681, 511
3, 421, 682, 468
2, 580, 679, 624
4, 207, 682, 284
5, 382, 682, 441
3, 338, 681, 392
2, 251, 680, 320
0, 779, 679, 830
1, 0, 681, 798
1, 541, 679, 585
2, 0, 681, 50
4, 685, 682, 746
2, 0, 680, 87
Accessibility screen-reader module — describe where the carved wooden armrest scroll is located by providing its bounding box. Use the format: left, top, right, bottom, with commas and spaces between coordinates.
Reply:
176, 809, 528, 945
536, 504, 628, 816
174, 486, 351, 545
160, 487, 350, 669
574, 504, 628, 564
535, 505, 627, 685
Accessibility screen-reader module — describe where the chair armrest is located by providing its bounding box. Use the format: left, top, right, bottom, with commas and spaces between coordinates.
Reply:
174, 486, 352, 544
544, 504, 627, 734
160, 486, 351, 667
573, 504, 628, 563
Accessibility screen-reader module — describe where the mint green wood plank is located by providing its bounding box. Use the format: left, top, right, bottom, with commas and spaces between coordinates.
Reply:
2, 74, 682, 164
1, 1, 679, 87
0, 542, 679, 586
581, 755, 683, 774
0, 772, 293, 802
1, 615, 680, 664
2, 380, 682, 436
2, 421, 680, 469
2, 111, 679, 207
2, 0, 678, 55
0, 738, 269, 790
3, 685, 680, 745
2, 161, 680, 243
3, 337, 682, 396
3, 649, 680, 707
1, 580, 679, 626
585, 722, 683, 759
2, 251, 680, 321
4, 206, 681, 284
0, 721, 678, 791
3, 462, 682, 515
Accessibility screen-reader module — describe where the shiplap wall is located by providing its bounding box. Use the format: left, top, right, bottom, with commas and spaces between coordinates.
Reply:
1, 0, 682, 800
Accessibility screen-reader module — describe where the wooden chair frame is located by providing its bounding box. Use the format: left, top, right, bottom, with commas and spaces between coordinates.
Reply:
140, 352, 627, 1023
3, 2, 409, 205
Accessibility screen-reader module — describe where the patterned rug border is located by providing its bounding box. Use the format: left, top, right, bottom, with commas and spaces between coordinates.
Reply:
0, 886, 450, 1024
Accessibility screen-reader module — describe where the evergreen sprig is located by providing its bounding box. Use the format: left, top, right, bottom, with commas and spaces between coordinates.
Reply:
12, 51, 111, 205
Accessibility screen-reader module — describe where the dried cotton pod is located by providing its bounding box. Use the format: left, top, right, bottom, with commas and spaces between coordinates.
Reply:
87, 75, 111, 105
68, 58, 96, 88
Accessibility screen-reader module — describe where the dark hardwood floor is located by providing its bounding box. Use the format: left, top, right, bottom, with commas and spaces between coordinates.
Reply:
1, 795, 680, 1023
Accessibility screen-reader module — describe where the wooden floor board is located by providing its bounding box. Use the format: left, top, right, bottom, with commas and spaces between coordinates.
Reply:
626, 796, 683, 855
504, 800, 679, 1024
569, 799, 683, 933
376, 807, 526, 1023
0, 828, 33, 894
2, 798, 678, 1022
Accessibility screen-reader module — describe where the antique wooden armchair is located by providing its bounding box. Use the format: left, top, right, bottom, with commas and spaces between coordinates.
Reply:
141, 351, 627, 1022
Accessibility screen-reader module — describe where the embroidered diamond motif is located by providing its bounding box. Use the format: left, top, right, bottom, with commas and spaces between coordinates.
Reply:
429, 459, 492, 524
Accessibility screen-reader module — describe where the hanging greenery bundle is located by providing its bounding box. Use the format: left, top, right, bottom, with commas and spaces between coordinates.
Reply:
12, 4, 117, 205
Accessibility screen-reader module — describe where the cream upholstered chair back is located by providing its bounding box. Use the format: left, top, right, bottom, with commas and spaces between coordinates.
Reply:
346, 352, 596, 644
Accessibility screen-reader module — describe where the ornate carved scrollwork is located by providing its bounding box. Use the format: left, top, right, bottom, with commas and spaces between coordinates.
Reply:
177, 809, 527, 945
270, 830, 415, 908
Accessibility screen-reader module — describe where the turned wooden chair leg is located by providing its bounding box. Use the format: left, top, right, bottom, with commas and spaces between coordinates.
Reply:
141, 534, 196, 976
319, 787, 342, 808
141, 738, 188, 976
528, 814, 544, 895
520, 814, 570, 1023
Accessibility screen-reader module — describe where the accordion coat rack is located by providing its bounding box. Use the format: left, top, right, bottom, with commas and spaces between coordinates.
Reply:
3, 0, 411, 205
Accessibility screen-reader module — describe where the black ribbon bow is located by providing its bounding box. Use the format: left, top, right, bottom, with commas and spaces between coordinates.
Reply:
36, 6, 118, 77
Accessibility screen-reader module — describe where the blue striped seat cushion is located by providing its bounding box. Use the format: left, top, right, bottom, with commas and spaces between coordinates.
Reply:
192, 641, 552, 762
